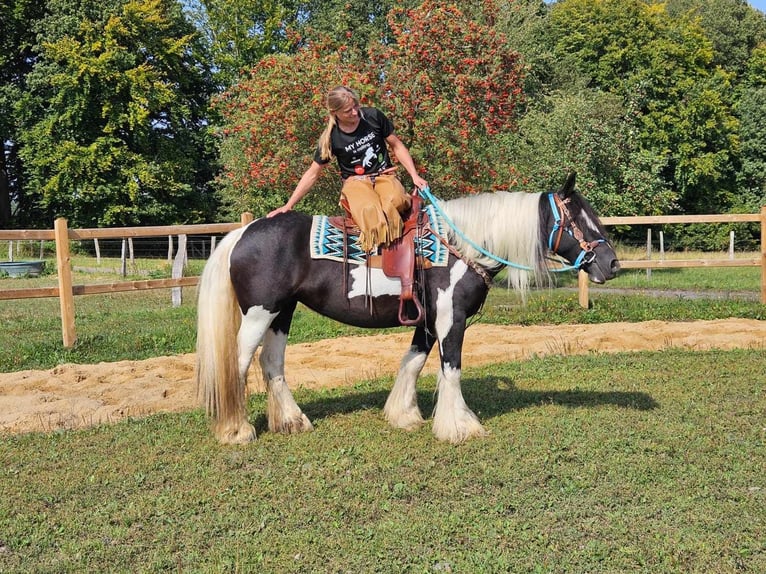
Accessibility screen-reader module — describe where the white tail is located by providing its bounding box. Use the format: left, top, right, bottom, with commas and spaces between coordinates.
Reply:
195, 226, 256, 443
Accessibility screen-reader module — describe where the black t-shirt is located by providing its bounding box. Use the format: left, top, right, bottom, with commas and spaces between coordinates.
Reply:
314, 107, 394, 179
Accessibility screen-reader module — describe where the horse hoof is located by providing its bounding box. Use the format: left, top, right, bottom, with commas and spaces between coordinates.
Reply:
217, 421, 257, 445
385, 409, 425, 431
432, 419, 489, 444
271, 413, 314, 434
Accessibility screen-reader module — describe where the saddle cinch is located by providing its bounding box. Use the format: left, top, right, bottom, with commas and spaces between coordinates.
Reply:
331, 190, 428, 326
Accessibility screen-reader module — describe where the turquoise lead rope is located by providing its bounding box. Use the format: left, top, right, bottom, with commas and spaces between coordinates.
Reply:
419, 186, 584, 273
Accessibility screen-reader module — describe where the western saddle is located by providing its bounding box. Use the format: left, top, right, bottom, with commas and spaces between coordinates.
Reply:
331, 190, 427, 326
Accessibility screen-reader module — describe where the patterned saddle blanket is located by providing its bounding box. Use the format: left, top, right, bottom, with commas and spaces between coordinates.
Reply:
309, 204, 449, 266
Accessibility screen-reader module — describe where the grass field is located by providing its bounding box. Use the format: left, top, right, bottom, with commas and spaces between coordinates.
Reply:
1, 255, 765, 572
1, 349, 764, 572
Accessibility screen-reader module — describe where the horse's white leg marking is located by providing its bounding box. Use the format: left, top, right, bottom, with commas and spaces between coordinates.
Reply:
431, 260, 487, 442
432, 364, 488, 443
259, 329, 313, 434
384, 347, 428, 430
434, 261, 467, 338
216, 305, 275, 444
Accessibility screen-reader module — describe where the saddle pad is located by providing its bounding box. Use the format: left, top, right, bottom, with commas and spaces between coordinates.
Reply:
310, 204, 448, 266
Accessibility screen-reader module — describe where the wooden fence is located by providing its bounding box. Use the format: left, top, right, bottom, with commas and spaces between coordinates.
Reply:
1, 208, 765, 348
575, 209, 766, 308
0, 213, 253, 347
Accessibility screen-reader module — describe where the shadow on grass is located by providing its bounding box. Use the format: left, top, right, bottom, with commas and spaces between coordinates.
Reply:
461, 375, 659, 418
250, 376, 658, 433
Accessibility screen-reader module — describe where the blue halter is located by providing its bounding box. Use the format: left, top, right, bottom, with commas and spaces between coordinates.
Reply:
547, 192, 606, 269
420, 186, 600, 273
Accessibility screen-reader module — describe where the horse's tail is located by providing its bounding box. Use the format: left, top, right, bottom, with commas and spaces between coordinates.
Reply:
196, 225, 253, 442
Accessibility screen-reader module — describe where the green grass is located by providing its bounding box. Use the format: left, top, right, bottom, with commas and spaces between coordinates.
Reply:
1, 256, 765, 571
1, 263, 765, 372
1, 349, 764, 572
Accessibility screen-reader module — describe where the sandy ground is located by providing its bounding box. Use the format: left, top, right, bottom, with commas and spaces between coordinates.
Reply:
1, 318, 765, 435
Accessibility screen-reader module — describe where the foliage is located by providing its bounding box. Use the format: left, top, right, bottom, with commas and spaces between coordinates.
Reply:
545, 0, 740, 215
214, 40, 377, 217
735, 46, 766, 214
371, 0, 526, 195
506, 89, 676, 215
16, 0, 218, 228
183, 0, 302, 89
2, 0, 766, 246
215, 0, 527, 216
295, 0, 421, 55
0, 0, 47, 228
661, 0, 766, 78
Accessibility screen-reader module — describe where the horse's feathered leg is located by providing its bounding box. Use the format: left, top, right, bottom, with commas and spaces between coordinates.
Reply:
258, 305, 313, 434
196, 227, 257, 445
431, 260, 488, 443
384, 325, 434, 430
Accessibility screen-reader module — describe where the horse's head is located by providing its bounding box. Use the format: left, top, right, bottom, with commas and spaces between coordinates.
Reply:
544, 172, 620, 284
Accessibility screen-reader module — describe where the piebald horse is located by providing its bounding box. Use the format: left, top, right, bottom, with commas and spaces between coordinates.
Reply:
196, 173, 619, 444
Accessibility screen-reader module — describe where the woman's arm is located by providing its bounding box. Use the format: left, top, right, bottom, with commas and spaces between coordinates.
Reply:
267, 160, 326, 217
386, 133, 428, 190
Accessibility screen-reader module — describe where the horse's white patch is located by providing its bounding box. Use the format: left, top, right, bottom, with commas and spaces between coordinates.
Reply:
582, 210, 600, 234
434, 259, 468, 339
238, 305, 278, 377
259, 329, 289, 381
347, 265, 401, 299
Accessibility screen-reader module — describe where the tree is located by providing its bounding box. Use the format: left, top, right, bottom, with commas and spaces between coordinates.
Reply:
214, 38, 376, 217
17, 0, 218, 228
371, 0, 526, 195
661, 0, 766, 79
545, 0, 739, 215
215, 1, 527, 216
736, 45, 766, 212
295, 0, 420, 54
507, 89, 675, 216
0, 0, 47, 228
183, 0, 302, 89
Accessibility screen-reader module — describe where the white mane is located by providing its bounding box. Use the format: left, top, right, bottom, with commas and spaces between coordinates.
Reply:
440, 191, 547, 296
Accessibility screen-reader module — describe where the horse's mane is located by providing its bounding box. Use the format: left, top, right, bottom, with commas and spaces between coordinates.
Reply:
440, 191, 548, 296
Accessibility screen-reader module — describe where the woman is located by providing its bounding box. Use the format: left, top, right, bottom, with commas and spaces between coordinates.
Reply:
268, 86, 428, 252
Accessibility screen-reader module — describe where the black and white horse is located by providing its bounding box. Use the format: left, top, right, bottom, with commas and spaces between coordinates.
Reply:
196, 173, 619, 444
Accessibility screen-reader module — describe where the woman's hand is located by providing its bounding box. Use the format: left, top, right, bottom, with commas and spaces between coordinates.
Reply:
267, 205, 291, 218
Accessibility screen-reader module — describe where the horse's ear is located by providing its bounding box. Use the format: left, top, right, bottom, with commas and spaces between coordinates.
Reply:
559, 171, 577, 198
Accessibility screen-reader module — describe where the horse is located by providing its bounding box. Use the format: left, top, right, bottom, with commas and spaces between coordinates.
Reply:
195, 172, 620, 445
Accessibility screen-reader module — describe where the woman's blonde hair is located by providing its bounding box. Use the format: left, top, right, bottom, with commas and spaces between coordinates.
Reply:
317, 86, 361, 161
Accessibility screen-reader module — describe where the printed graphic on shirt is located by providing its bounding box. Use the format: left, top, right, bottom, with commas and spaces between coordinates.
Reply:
314, 107, 394, 178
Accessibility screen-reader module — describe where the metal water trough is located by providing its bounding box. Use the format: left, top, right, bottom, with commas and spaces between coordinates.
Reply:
0, 260, 46, 277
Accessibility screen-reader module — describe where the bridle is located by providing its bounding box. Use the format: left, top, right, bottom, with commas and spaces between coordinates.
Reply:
419, 186, 606, 274
547, 193, 607, 269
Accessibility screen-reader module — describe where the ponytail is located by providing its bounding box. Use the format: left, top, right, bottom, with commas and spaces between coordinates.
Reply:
318, 116, 336, 161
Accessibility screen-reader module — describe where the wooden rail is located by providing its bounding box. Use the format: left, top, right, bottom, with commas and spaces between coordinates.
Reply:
1, 208, 765, 347
577, 207, 766, 307
1, 214, 253, 347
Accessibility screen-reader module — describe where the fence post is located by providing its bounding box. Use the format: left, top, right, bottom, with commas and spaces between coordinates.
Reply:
120, 239, 127, 277
646, 228, 652, 280
578, 270, 589, 308
761, 206, 766, 304
54, 218, 77, 348
171, 234, 187, 308
241, 212, 254, 225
